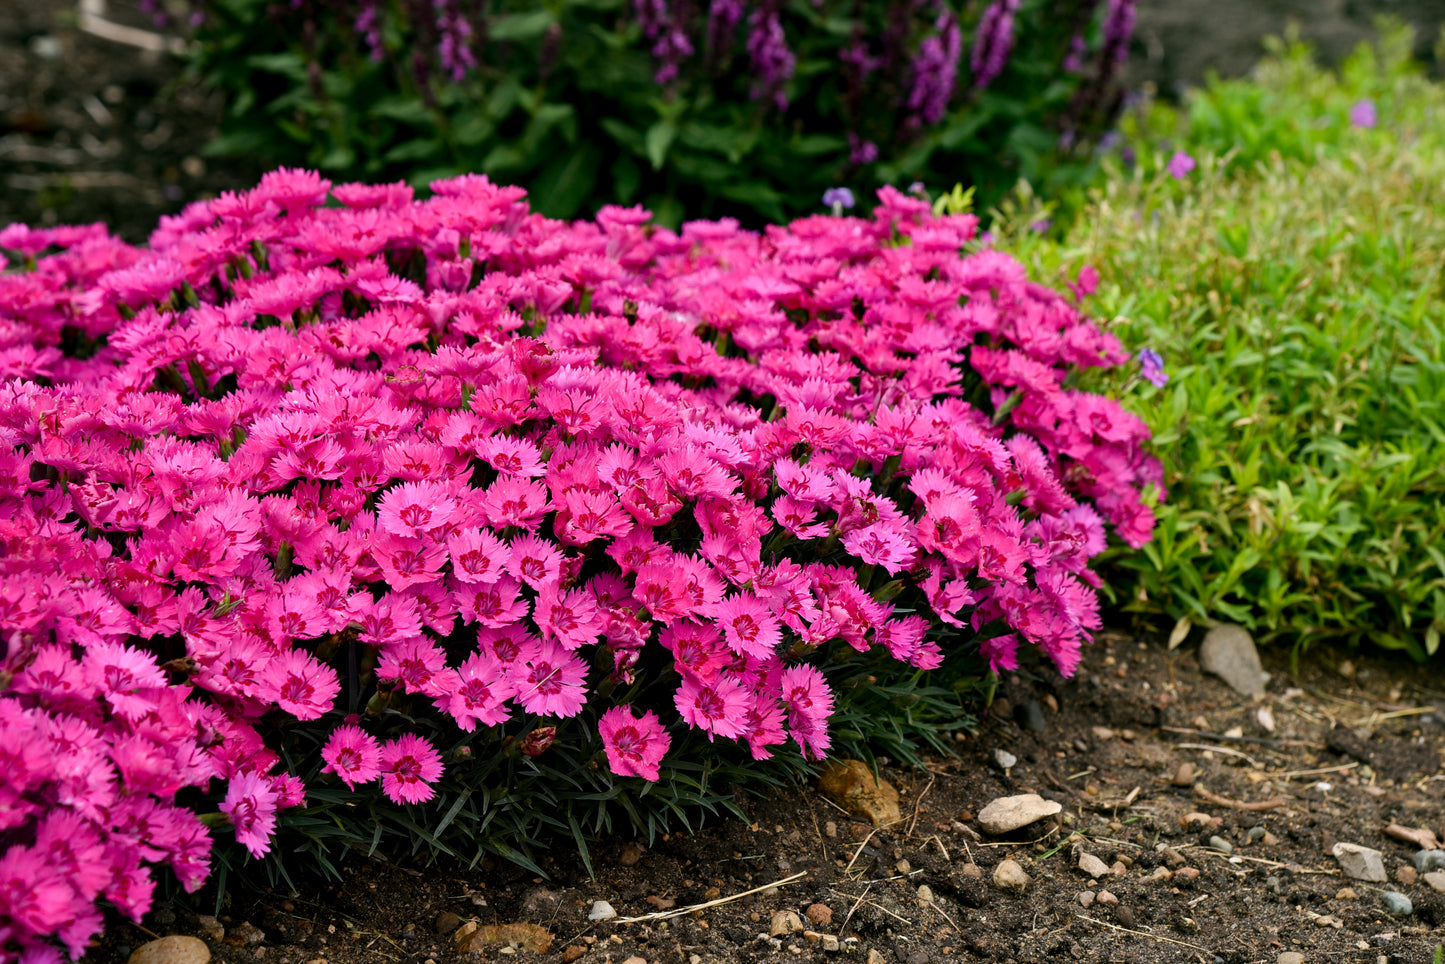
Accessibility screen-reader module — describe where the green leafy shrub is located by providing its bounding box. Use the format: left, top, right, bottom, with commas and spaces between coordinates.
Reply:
181, 0, 1133, 225
1120, 18, 1439, 176
992, 24, 1445, 661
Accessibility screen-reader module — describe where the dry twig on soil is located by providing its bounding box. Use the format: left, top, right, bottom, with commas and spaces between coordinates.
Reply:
610, 871, 808, 924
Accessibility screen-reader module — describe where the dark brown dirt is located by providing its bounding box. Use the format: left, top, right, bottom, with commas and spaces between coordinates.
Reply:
87, 631, 1445, 964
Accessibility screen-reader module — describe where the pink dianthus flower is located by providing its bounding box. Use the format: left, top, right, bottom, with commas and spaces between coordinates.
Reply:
597, 705, 670, 781
220, 770, 280, 858
321, 724, 382, 789
379, 733, 444, 804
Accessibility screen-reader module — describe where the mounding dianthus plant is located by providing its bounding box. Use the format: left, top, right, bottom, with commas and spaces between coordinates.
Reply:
0, 169, 1160, 961
991, 23, 1445, 661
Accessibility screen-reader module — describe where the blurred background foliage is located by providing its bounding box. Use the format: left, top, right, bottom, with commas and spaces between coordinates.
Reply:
182, 0, 1134, 226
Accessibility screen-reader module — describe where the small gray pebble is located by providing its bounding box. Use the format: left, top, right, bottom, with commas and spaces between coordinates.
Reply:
1414, 850, 1445, 873
1264, 875, 1282, 895
1381, 891, 1413, 916
1247, 826, 1266, 843
1208, 835, 1233, 853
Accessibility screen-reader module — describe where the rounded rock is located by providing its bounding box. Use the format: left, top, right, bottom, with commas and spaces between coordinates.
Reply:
1381, 891, 1413, 916
805, 903, 833, 927
128, 936, 211, 964
993, 858, 1030, 893
588, 901, 617, 921
1276, 954, 1305, 964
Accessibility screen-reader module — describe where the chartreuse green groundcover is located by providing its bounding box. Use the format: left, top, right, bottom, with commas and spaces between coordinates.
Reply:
0, 170, 1160, 962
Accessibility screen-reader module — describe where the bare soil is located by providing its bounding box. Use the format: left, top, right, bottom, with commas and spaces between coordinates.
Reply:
88, 631, 1445, 964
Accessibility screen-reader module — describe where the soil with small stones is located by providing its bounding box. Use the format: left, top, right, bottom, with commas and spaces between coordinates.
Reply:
87, 632, 1445, 964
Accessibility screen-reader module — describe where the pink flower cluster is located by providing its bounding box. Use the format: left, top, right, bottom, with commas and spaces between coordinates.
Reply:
0, 168, 1159, 961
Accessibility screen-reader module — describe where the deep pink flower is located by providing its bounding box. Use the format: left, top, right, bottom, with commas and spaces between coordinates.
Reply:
377, 480, 459, 537
715, 594, 783, 660
446, 526, 511, 583
446, 650, 515, 730
597, 705, 670, 781
378, 733, 444, 804
321, 724, 382, 789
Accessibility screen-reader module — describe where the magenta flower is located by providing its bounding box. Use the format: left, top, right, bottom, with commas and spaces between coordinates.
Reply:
1166, 150, 1196, 179
80, 642, 166, 720
598, 705, 670, 781
321, 724, 382, 789
220, 771, 280, 858
379, 733, 444, 805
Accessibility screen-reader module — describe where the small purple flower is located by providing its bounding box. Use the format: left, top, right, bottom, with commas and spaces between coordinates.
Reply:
970, 0, 1020, 91
848, 134, 878, 165
823, 187, 856, 213
1138, 348, 1168, 387
908, 11, 962, 124
1349, 98, 1377, 129
1166, 150, 1195, 179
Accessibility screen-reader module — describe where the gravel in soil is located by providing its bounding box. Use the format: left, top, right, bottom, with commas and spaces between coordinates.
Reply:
90, 632, 1445, 964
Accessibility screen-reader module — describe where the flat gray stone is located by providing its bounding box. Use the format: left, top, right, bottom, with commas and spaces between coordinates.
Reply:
977, 793, 1062, 834
1198, 624, 1265, 698
588, 900, 617, 920
1332, 842, 1387, 882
